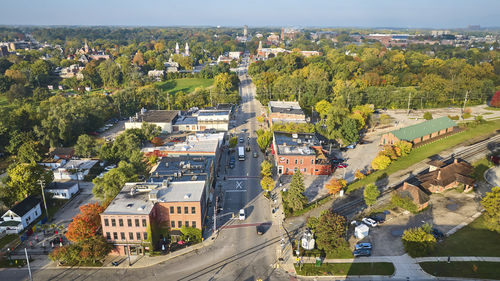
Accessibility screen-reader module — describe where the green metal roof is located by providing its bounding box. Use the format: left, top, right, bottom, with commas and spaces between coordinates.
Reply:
391, 116, 457, 141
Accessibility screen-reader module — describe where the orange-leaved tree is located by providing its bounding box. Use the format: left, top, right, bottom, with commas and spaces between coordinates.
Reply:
325, 178, 347, 195
66, 203, 105, 243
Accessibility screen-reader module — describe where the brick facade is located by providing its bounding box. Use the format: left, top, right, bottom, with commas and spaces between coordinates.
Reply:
101, 214, 151, 256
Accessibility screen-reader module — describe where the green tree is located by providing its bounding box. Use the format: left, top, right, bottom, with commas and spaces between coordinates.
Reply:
98, 60, 121, 88
260, 160, 273, 178
394, 141, 412, 157
402, 223, 436, 257
2, 163, 53, 206
363, 184, 380, 206
284, 171, 307, 212
260, 176, 275, 192
74, 134, 97, 158
92, 161, 137, 201
481, 186, 500, 232
141, 122, 161, 141
180, 226, 202, 243
256, 130, 273, 152
339, 117, 359, 145
423, 112, 433, 120
17, 141, 42, 163
314, 210, 348, 254
229, 136, 238, 148
391, 192, 419, 214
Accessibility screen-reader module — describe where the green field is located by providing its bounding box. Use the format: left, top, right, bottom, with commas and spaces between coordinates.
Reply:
347, 119, 500, 193
295, 262, 395, 276
155, 78, 213, 95
420, 261, 500, 280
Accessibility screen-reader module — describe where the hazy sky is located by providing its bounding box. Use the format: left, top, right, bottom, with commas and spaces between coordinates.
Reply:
1, 0, 499, 28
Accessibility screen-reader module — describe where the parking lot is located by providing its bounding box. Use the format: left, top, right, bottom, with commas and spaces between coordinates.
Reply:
51, 181, 97, 227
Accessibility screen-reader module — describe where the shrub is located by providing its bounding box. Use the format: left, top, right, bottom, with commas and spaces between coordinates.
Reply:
423, 112, 433, 120
462, 113, 472, 119
490, 90, 500, 107
402, 223, 436, 257
448, 115, 459, 120
371, 155, 391, 170
391, 192, 419, 214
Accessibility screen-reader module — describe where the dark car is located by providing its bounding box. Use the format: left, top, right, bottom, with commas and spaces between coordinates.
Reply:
256, 225, 265, 235
432, 228, 445, 240
353, 249, 371, 257
369, 215, 386, 224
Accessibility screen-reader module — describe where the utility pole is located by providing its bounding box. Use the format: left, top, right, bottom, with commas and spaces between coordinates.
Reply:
213, 196, 218, 235
126, 240, 131, 266
38, 179, 49, 220
462, 90, 469, 115
25, 248, 33, 281
407, 92, 412, 115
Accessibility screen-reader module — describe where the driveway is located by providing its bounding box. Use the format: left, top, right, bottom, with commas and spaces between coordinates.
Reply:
485, 166, 500, 186
51, 181, 97, 227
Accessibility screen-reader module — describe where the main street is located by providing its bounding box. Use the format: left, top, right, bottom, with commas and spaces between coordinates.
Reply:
1, 58, 290, 281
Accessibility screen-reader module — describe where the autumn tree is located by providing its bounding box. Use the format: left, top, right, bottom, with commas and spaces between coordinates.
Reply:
66, 202, 105, 243
394, 141, 412, 157
256, 130, 273, 152
371, 155, 391, 170
402, 223, 436, 257
364, 184, 380, 206
490, 91, 500, 108
314, 210, 349, 255
132, 50, 145, 66
151, 137, 164, 147
325, 178, 346, 195
354, 169, 366, 180
260, 160, 273, 178
260, 176, 275, 192
481, 186, 500, 232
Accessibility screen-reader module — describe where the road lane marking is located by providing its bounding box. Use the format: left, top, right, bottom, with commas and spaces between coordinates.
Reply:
225, 190, 247, 192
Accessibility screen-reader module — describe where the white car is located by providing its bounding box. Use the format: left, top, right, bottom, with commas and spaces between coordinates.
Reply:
239, 209, 246, 221
362, 217, 378, 227
104, 164, 117, 171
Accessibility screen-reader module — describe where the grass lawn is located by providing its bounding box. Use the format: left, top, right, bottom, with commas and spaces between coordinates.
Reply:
0, 258, 29, 268
155, 78, 213, 95
0, 234, 19, 249
295, 262, 395, 276
472, 158, 494, 181
46, 198, 70, 218
430, 214, 500, 257
485, 106, 500, 111
347, 119, 500, 193
419, 261, 500, 280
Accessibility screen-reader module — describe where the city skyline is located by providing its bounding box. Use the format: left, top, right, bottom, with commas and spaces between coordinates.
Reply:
1, 0, 499, 28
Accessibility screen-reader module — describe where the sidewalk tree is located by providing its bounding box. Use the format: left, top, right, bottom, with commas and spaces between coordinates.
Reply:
180, 226, 202, 243
256, 130, 273, 152
260, 160, 273, 178
260, 176, 274, 192
229, 136, 238, 148
74, 134, 97, 158
402, 223, 436, 257
66, 202, 105, 243
371, 155, 391, 170
284, 171, 307, 212
325, 178, 346, 195
314, 210, 348, 254
363, 184, 380, 206
481, 186, 500, 232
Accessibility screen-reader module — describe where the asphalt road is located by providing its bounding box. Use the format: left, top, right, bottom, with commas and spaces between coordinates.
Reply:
1, 59, 290, 281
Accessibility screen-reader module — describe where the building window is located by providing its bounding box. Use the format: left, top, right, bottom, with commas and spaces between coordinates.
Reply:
286, 159, 289, 164
294, 167, 298, 172
136, 232, 141, 240
178, 221, 182, 227
311, 159, 314, 164
127, 219, 132, 227
304, 168, 307, 172
120, 232, 125, 240
143, 232, 148, 240
295, 159, 298, 164
135, 219, 139, 227
171, 221, 175, 228
177, 206, 181, 213
170, 206, 174, 213
106, 232, 111, 240
184, 207, 188, 214
111, 219, 116, 227
119, 219, 123, 227
191, 207, 196, 214
113, 232, 118, 240
104, 219, 109, 227
300, 159, 303, 164
129, 232, 134, 240
185, 221, 189, 227
142, 219, 147, 227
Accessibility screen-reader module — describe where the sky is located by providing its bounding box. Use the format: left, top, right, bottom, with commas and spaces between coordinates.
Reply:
1, 0, 499, 28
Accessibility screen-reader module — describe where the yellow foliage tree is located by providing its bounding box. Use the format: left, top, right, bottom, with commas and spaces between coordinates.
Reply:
371, 155, 391, 170
325, 178, 346, 195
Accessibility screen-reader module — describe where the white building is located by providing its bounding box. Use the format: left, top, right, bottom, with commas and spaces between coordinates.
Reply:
125, 109, 179, 133
53, 159, 98, 180
0, 196, 41, 234
228, 52, 241, 60
46, 181, 79, 199
195, 110, 230, 131
148, 70, 165, 81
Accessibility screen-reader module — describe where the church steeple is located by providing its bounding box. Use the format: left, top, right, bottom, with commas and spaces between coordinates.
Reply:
258, 40, 262, 50
175, 42, 180, 54
84, 39, 89, 54
185, 42, 189, 56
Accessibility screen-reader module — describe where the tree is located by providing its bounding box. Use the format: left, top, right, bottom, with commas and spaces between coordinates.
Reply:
229, 136, 238, 148
132, 51, 145, 66
260, 160, 273, 178
180, 226, 202, 243
1, 163, 53, 206
490, 91, 500, 108
92, 161, 138, 201
49, 236, 111, 265
141, 122, 161, 141
354, 169, 366, 180
364, 184, 380, 206
402, 223, 436, 257
423, 112, 433, 120
394, 141, 412, 157
481, 186, 500, 232
260, 176, 275, 192
16, 141, 42, 163
151, 137, 164, 147
371, 155, 391, 170
98, 60, 121, 88
314, 210, 348, 254
391, 192, 419, 214
284, 171, 307, 212
66, 203, 105, 243
325, 178, 346, 195
256, 130, 273, 152
74, 134, 97, 158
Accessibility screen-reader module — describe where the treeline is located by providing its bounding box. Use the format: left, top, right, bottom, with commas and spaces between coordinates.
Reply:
249, 44, 499, 111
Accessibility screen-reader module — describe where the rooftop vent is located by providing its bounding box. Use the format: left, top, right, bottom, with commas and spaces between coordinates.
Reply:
292, 133, 298, 139
191, 175, 197, 181
130, 188, 136, 196
184, 193, 192, 199
126, 203, 133, 208
137, 206, 145, 211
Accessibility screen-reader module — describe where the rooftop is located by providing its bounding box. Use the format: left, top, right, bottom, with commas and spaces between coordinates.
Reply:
390, 117, 457, 141
418, 159, 474, 190
273, 131, 319, 155
149, 155, 213, 181
197, 110, 230, 116
173, 116, 198, 125
47, 181, 78, 190
268, 101, 305, 115
8, 196, 40, 217
130, 110, 179, 123
59, 159, 98, 170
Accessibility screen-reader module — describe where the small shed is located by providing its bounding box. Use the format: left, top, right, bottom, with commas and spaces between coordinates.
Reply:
354, 224, 369, 239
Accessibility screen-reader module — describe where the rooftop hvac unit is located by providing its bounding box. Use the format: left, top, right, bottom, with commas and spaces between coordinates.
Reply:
292, 134, 298, 139
184, 193, 191, 199
191, 175, 197, 181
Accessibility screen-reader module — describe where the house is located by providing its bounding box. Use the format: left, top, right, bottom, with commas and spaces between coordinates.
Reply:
148, 70, 165, 81
58, 64, 84, 79
164, 59, 179, 73
417, 159, 474, 193
271, 132, 332, 175
380, 117, 457, 146
53, 159, 98, 180
49, 147, 75, 160
100, 181, 206, 255
0, 196, 42, 234
228, 52, 241, 60
195, 110, 230, 131
393, 182, 430, 211
268, 101, 306, 126
124, 109, 180, 133
46, 181, 79, 199
217, 55, 233, 64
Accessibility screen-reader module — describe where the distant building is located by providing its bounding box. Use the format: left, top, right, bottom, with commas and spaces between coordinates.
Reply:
272, 132, 332, 175
49, 147, 75, 160
58, 64, 84, 79
393, 182, 430, 211
0, 196, 41, 234
46, 181, 79, 199
268, 101, 306, 126
380, 117, 457, 146
243, 25, 248, 37
164, 58, 179, 73
142, 132, 223, 160
53, 159, 99, 180
125, 109, 180, 133
148, 70, 165, 81
267, 33, 280, 44
217, 55, 233, 64
228, 52, 242, 60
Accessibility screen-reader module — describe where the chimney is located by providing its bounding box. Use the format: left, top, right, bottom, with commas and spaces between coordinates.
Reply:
453, 158, 458, 164
403, 182, 408, 190
437, 170, 442, 180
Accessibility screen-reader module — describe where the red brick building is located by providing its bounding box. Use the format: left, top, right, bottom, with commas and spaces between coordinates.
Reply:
267, 101, 306, 126
272, 132, 332, 175
380, 117, 457, 146
418, 159, 474, 193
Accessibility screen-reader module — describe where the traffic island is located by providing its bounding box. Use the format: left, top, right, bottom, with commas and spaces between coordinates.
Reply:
294, 262, 394, 277
419, 261, 500, 280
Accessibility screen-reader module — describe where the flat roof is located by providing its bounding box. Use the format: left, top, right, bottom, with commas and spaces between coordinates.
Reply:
59, 159, 98, 170
173, 116, 198, 125
197, 110, 230, 116
157, 181, 205, 203
150, 155, 213, 178
142, 139, 219, 154
47, 181, 78, 190
133, 110, 179, 123
268, 101, 305, 115
273, 131, 319, 155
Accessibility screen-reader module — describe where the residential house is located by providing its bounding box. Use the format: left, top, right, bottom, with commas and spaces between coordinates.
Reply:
49, 147, 75, 160
228, 52, 241, 60
53, 159, 98, 180
272, 132, 332, 175
393, 182, 430, 211
148, 70, 165, 81
125, 109, 180, 133
46, 181, 79, 199
380, 117, 457, 146
0, 196, 41, 234
217, 55, 233, 64
268, 101, 306, 126
418, 159, 475, 193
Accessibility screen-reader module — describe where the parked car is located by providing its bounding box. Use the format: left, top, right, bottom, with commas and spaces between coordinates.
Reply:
432, 228, 445, 240
253, 152, 258, 158
239, 137, 244, 143
353, 249, 371, 257
239, 209, 246, 220
362, 217, 378, 227
346, 143, 356, 149
369, 215, 385, 224
336, 163, 348, 168
355, 242, 372, 250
